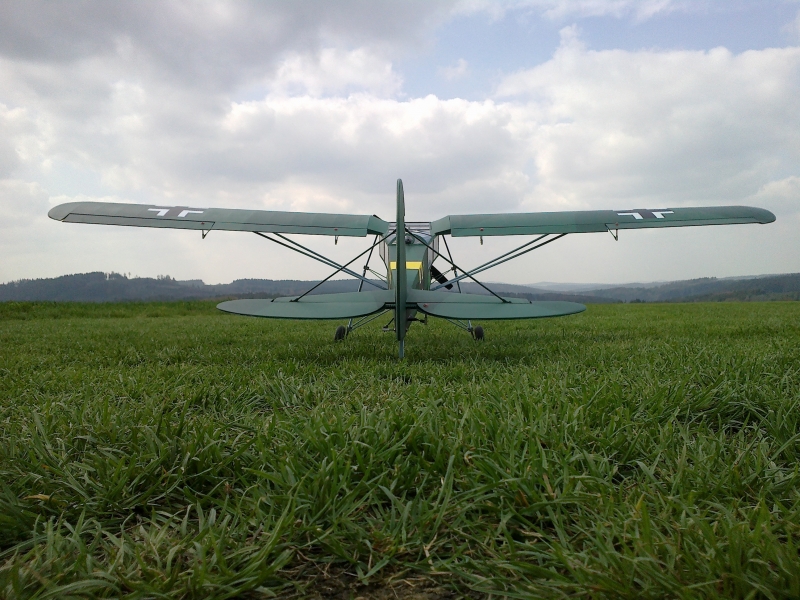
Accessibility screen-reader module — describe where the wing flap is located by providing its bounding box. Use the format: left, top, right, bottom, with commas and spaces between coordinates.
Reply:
50, 201, 389, 237
431, 206, 775, 237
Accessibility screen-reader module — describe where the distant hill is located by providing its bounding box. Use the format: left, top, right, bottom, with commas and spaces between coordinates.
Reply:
458, 274, 800, 303
457, 283, 620, 304
0, 272, 367, 303
1, 271, 798, 303
576, 273, 800, 303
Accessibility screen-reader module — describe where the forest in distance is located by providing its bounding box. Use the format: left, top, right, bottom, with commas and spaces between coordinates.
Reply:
1, 271, 799, 304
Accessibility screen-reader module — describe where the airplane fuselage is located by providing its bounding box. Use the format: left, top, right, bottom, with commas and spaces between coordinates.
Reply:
380, 223, 436, 292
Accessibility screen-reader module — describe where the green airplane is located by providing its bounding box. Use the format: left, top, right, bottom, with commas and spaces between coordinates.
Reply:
49, 180, 775, 358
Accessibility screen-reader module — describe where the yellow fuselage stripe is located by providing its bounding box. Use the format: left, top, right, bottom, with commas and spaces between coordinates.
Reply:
390, 262, 423, 271
390, 262, 424, 283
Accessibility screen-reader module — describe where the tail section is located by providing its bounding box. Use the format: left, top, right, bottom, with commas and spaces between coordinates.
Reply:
395, 179, 406, 358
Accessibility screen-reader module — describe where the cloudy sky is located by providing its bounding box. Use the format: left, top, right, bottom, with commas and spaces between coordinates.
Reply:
2, 0, 799, 285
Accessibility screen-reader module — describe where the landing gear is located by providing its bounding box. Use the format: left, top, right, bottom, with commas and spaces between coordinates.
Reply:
334, 325, 347, 341
472, 325, 485, 341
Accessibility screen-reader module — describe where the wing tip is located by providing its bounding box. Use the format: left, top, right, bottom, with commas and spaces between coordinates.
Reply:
47, 202, 81, 221
736, 206, 776, 224
755, 207, 776, 224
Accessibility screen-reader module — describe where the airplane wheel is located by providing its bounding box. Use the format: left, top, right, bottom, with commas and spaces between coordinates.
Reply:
334, 325, 347, 341
473, 325, 484, 341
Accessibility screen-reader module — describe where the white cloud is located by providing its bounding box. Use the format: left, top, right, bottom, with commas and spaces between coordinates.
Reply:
168, 93, 520, 211
784, 9, 800, 41
556, 24, 585, 51
497, 42, 800, 213
538, 0, 681, 20
0, 1, 457, 90
0, 179, 49, 226
749, 176, 800, 218
0, 2, 798, 284
439, 58, 471, 81
270, 49, 402, 97
455, 0, 687, 21
0, 109, 23, 177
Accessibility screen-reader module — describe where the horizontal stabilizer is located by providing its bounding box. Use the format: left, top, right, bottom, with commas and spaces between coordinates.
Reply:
408, 290, 585, 320
49, 201, 389, 237
217, 291, 392, 320
219, 289, 585, 321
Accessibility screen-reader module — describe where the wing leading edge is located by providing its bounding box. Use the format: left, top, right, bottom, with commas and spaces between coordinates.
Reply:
48, 201, 389, 237
431, 206, 775, 237
49, 201, 774, 238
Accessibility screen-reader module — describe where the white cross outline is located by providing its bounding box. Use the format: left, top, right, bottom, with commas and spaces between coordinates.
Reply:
146, 207, 205, 218
616, 210, 675, 220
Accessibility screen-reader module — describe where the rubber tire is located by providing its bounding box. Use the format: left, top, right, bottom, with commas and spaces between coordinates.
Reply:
334, 325, 347, 341
473, 325, 484, 341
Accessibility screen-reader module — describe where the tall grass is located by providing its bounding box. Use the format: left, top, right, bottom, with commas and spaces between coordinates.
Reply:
1, 302, 799, 598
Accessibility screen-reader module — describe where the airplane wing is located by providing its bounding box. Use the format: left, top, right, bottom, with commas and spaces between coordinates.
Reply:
48, 201, 390, 237
430, 206, 775, 237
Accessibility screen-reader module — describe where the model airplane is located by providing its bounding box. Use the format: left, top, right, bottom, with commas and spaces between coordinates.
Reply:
49, 180, 775, 357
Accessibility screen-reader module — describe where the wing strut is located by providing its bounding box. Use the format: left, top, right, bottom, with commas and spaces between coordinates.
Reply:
431, 233, 568, 291
439, 235, 473, 332
347, 234, 382, 335
440, 236, 462, 293
356, 236, 381, 292
403, 229, 509, 303
253, 232, 387, 292
292, 233, 392, 301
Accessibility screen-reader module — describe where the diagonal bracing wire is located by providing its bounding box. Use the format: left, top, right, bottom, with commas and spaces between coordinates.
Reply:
355, 235, 380, 293
292, 232, 392, 301
348, 235, 381, 332
430, 234, 547, 290
253, 231, 386, 291
440, 236, 462, 293
348, 309, 389, 332
431, 233, 567, 291
404, 229, 509, 303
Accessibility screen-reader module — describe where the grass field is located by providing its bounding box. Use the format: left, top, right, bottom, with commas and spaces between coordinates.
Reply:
1, 300, 799, 599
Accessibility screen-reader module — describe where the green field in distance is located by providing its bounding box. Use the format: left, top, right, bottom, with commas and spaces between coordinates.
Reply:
1, 301, 799, 598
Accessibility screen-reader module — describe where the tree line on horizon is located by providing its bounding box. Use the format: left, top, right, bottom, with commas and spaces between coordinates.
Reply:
1, 271, 799, 304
